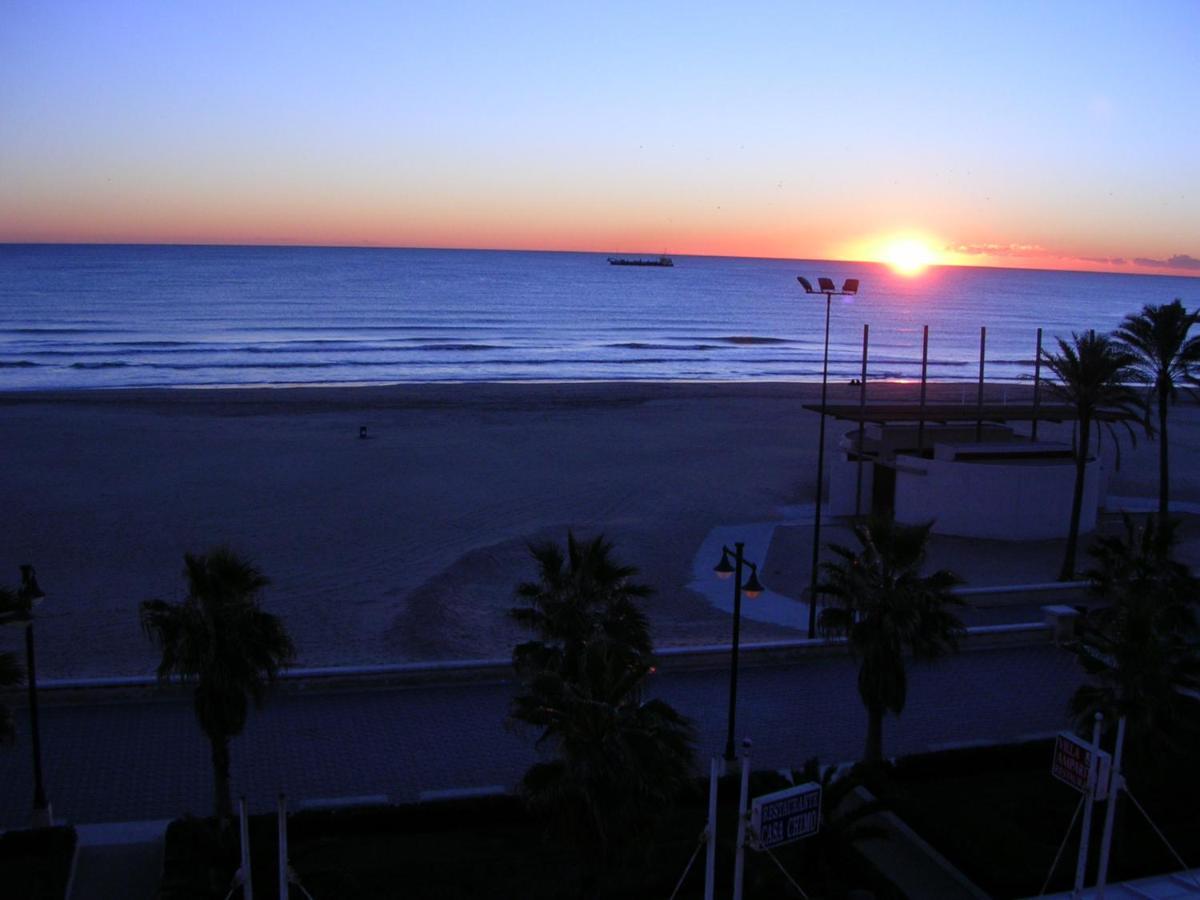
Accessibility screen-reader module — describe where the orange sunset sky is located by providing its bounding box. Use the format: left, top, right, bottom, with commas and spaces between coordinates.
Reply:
1, 2, 1197, 277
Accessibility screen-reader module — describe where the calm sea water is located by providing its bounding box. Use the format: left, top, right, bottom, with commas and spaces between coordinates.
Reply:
1, 244, 1195, 390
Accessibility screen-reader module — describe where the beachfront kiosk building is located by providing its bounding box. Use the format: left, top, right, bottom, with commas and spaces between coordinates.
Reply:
813, 403, 1127, 541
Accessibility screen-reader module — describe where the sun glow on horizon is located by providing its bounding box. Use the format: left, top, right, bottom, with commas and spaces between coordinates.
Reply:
880, 237, 939, 276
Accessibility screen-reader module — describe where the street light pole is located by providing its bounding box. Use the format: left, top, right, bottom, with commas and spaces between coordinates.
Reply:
18, 565, 51, 828
797, 276, 860, 639
713, 543, 763, 761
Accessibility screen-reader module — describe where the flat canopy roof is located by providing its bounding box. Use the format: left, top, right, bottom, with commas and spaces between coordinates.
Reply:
801, 402, 1138, 425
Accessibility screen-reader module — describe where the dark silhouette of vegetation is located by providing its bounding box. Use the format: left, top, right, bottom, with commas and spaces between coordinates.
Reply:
0, 650, 20, 745
1071, 515, 1200, 770
0, 587, 27, 745
819, 516, 964, 765
1041, 331, 1143, 579
511, 531, 653, 677
781, 759, 887, 897
141, 548, 294, 821
1113, 299, 1200, 531
509, 532, 694, 892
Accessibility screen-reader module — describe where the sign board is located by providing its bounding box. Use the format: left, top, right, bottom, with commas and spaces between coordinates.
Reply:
1052, 731, 1111, 801
749, 782, 822, 851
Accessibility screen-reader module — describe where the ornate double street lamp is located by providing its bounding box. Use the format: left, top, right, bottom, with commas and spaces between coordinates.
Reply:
796, 275, 860, 639
1, 565, 52, 827
713, 542, 764, 762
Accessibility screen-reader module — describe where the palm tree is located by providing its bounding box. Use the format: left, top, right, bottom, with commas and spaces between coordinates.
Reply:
512, 638, 695, 856
1041, 332, 1143, 580
819, 516, 964, 765
510, 531, 653, 678
785, 759, 887, 896
0, 588, 25, 745
509, 533, 694, 884
1070, 515, 1200, 769
1113, 299, 1200, 529
141, 548, 294, 820
0, 651, 21, 745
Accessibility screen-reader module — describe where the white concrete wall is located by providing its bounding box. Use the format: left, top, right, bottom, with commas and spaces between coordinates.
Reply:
893, 454, 1102, 540
829, 443, 874, 516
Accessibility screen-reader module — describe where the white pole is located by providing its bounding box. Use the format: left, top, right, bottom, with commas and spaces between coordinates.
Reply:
732, 739, 752, 900
704, 756, 719, 900
1095, 716, 1127, 898
1072, 714, 1103, 899
278, 793, 288, 900
239, 797, 253, 900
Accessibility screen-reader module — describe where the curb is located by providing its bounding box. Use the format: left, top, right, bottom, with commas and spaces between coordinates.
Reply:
14, 621, 1053, 706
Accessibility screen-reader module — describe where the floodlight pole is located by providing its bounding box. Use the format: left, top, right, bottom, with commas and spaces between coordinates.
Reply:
797, 276, 860, 639
1032, 327, 1043, 441
854, 324, 869, 517
810, 292, 831, 638
917, 325, 929, 454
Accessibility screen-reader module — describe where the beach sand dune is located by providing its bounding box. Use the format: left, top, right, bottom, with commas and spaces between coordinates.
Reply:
1, 382, 1196, 679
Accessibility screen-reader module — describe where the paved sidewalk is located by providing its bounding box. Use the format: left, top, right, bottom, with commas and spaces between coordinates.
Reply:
1, 644, 1080, 830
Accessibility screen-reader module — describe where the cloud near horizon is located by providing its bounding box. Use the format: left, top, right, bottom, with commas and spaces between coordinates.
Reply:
947, 242, 1200, 273
1132, 254, 1200, 271
949, 243, 1051, 258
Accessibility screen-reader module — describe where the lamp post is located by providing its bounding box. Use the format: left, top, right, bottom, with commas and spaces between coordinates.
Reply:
2, 566, 51, 827
713, 543, 764, 761
797, 276, 860, 639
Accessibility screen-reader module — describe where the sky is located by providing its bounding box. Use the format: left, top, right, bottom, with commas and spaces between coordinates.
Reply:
1, 1, 1198, 276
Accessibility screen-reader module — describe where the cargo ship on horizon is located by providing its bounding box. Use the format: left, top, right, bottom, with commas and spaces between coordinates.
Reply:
607, 255, 674, 267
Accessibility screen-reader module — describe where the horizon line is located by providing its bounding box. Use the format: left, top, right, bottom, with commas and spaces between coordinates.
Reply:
1, 239, 1197, 282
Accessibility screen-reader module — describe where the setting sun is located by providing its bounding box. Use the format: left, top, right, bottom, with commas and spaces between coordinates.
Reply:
881, 238, 939, 276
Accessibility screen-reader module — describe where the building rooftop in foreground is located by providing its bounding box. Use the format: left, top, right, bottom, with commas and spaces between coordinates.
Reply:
1034, 867, 1200, 898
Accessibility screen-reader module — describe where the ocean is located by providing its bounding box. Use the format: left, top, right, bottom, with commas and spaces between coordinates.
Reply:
1, 244, 1195, 391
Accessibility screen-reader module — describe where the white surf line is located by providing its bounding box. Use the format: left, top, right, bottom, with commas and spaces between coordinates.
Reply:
689, 503, 820, 630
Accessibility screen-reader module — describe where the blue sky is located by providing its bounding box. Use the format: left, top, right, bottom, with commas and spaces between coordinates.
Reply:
1, 1, 1197, 273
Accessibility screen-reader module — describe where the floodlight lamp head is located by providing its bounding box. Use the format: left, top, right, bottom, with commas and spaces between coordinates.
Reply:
796, 276, 815, 293
842, 278, 859, 295
818, 277, 836, 293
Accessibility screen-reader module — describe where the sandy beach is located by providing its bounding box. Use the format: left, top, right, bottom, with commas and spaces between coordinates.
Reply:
1, 381, 1197, 679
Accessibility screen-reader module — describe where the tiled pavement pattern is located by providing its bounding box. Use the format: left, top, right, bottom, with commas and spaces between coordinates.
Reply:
0, 644, 1081, 830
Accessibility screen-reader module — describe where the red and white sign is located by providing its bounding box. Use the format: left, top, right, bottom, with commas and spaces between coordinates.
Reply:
1052, 732, 1111, 801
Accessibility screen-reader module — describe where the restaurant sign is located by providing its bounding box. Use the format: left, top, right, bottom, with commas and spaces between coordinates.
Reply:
1051, 731, 1111, 801
749, 782, 822, 851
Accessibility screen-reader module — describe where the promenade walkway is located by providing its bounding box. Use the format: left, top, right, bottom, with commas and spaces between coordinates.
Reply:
0, 641, 1080, 831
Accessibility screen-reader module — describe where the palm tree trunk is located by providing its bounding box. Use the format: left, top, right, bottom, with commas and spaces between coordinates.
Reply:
864, 704, 885, 765
210, 734, 234, 821
1158, 384, 1170, 531
1060, 416, 1092, 580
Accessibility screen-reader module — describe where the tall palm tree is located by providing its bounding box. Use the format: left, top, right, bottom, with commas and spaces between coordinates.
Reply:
1041, 332, 1143, 580
510, 531, 653, 677
819, 516, 964, 765
509, 533, 694, 885
0, 651, 21, 745
0, 588, 25, 745
141, 548, 294, 820
1071, 515, 1200, 769
512, 638, 695, 857
1113, 299, 1200, 529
